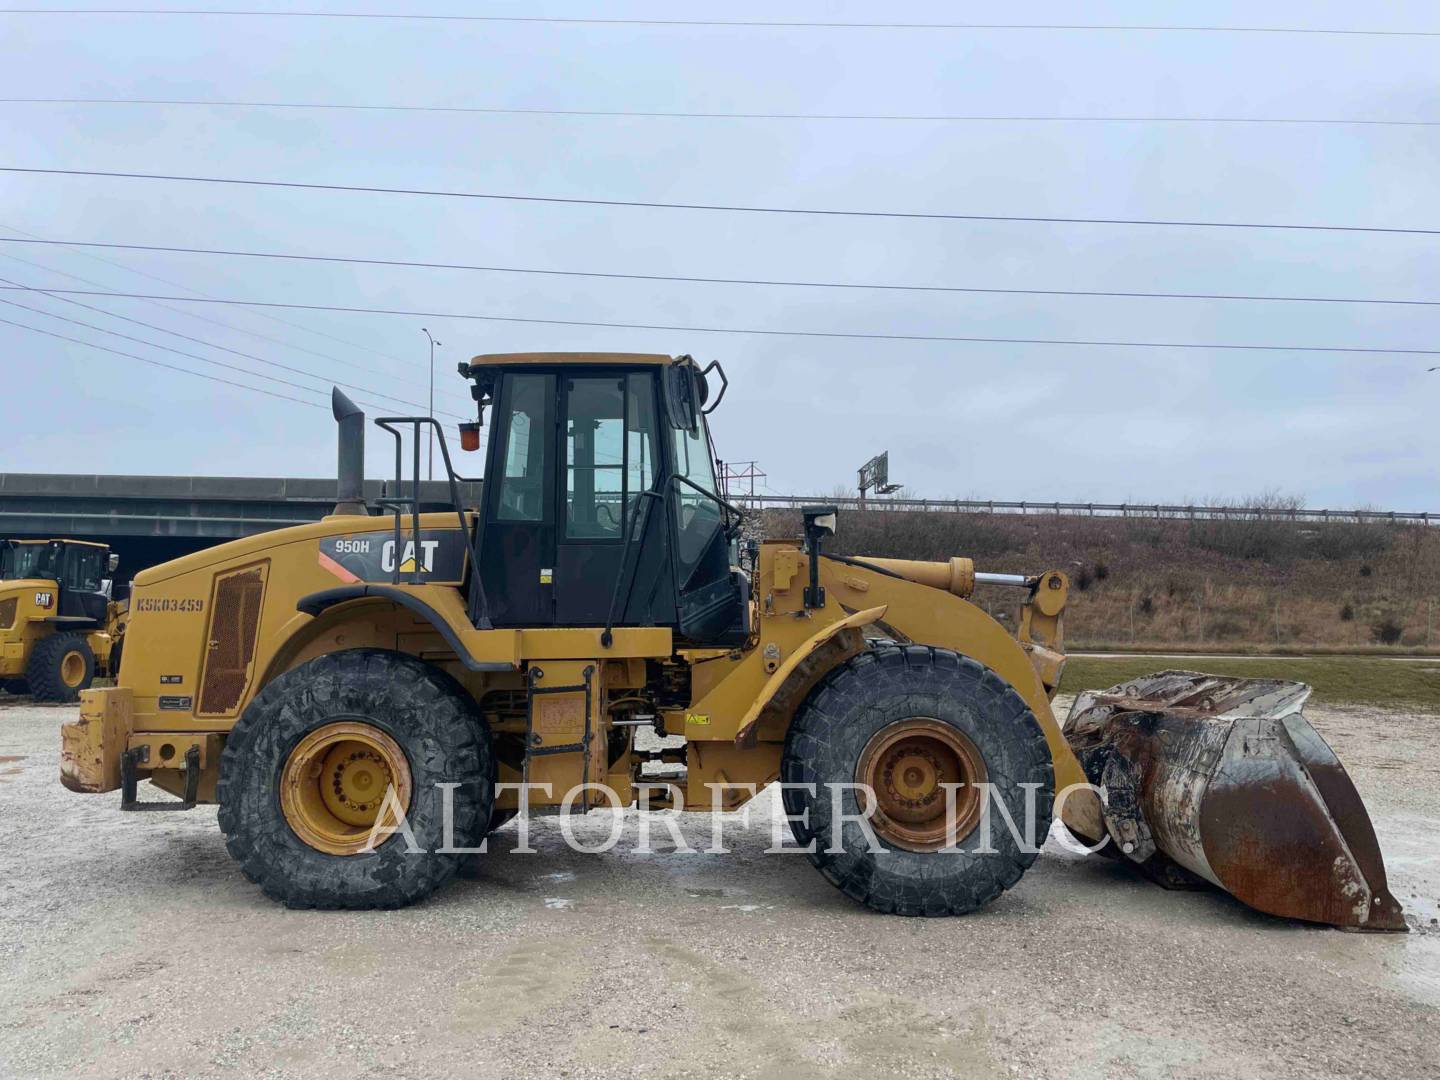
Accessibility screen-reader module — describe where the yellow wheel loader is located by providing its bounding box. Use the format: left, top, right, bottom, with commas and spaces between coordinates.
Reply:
59, 354, 1404, 929
1, 539, 125, 702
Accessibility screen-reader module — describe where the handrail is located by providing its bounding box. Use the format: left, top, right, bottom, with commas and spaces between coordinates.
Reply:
373, 416, 492, 629
600, 487, 664, 648
674, 472, 746, 530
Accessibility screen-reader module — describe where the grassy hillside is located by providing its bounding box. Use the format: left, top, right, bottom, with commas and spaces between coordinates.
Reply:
760, 507, 1440, 651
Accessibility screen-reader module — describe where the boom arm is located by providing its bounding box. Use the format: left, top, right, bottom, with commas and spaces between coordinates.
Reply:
814, 557, 1087, 793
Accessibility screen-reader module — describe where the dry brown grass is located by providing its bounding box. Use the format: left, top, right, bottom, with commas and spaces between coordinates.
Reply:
760, 507, 1440, 650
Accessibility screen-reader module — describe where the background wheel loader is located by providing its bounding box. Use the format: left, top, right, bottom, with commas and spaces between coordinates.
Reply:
1, 538, 126, 702
59, 354, 1404, 929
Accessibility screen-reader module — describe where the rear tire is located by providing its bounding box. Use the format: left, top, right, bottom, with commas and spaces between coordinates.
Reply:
781, 645, 1054, 916
217, 649, 494, 909
27, 634, 95, 703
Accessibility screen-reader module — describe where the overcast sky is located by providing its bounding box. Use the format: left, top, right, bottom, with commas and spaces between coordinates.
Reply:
2, 2, 1437, 509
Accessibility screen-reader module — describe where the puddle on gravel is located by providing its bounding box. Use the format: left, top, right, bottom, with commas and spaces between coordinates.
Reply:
1369, 813, 1440, 1005
1372, 814, 1440, 930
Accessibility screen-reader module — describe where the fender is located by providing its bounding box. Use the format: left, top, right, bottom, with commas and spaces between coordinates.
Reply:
294, 586, 514, 673
819, 560, 1088, 793
731, 604, 888, 747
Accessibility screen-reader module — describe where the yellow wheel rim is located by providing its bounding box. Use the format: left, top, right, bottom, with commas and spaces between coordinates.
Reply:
60, 650, 87, 688
280, 721, 413, 855
856, 718, 988, 852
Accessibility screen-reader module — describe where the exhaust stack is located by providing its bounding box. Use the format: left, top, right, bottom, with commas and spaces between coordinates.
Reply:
332, 387, 367, 516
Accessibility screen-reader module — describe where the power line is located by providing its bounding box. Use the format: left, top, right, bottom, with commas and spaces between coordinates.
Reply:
5, 285, 1437, 357
0, 310, 324, 409
2, 167, 1434, 237
0, 271, 450, 415
0, 220, 424, 381
4, 236, 1433, 308
0, 289, 368, 405
5, 97, 1435, 128
0, 11, 1434, 36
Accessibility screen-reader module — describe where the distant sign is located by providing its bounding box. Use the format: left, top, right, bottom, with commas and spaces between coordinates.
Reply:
859, 451, 888, 492
858, 451, 901, 495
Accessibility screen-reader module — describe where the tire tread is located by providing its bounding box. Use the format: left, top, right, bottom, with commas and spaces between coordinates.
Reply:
217, 648, 492, 910
780, 644, 1053, 917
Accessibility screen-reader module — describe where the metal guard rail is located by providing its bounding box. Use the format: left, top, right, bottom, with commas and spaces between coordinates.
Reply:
728, 495, 1438, 524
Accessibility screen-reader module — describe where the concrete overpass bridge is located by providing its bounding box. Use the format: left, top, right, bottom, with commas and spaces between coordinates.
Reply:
0, 473, 480, 578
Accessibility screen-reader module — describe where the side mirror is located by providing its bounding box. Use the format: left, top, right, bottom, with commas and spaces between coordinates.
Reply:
803, 509, 837, 542
107, 553, 120, 573
663, 358, 700, 434
800, 505, 839, 609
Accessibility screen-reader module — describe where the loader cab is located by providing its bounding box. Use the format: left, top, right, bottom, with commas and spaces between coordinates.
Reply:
462, 353, 747, 646
0, 539, 115, 626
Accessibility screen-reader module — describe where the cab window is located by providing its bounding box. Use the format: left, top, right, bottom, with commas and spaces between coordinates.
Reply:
495, 374, 550, 522
565, 373, 658, 540
626, 373, 658, 523
566, 376, 624, 539
58, 545, 104, 592
671, 417, 723, 581
4, 544, 48, 580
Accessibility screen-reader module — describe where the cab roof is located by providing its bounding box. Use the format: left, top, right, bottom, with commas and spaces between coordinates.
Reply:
465, 352, 676, 373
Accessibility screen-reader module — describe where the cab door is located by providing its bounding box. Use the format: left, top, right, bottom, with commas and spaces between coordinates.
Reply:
553, 371, 665, 625
478, 372, 557, 626
55, 544, 109, 624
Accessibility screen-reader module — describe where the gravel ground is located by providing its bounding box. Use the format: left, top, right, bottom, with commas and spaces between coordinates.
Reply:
0, 695, 1437, 1079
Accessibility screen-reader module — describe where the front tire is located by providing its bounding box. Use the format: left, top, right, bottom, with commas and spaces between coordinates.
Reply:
781, 645, 1054, 916
27, 634, 94, 703
217, 649, 494, 909
486, 808, 518, 833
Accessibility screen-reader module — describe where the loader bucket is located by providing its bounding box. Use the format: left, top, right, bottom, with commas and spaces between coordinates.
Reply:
1060, 671, 1406, 931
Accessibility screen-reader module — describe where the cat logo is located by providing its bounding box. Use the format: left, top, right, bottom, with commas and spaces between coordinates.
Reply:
318, 530, 465, 584
381, 538, 441, 574
34, 591, 53, 609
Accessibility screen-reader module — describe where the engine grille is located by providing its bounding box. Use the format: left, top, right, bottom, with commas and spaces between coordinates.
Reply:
0, 597, 15, 630
198, 562, 268, 716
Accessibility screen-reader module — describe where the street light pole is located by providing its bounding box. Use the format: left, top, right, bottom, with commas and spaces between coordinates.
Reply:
422, 328, 441, 480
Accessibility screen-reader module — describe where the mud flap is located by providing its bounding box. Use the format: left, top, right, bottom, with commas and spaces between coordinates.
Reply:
1061, 671, 1406, 931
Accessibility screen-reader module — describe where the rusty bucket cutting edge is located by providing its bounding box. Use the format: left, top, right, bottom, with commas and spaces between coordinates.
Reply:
1059, 671, 1406, 932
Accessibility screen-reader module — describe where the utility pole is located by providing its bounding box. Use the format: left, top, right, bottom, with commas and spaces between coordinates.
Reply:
422, 328, 441, 480
720, 461, 766, 504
